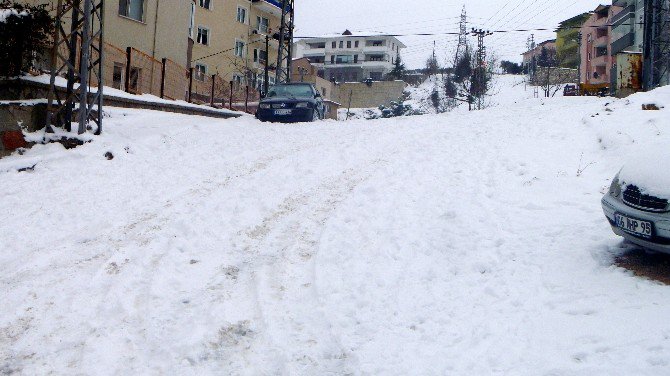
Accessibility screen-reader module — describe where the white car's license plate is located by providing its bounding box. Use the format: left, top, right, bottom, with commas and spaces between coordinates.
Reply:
615, 213, 653, 238
274, 109, 292, 115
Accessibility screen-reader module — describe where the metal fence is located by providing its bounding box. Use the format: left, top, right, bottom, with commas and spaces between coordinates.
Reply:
54, 38, 261, 112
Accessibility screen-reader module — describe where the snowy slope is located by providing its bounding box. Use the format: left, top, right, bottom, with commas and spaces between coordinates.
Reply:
2, 79, 670, 375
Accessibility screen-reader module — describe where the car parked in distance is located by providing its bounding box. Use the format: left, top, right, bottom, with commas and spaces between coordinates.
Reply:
563, 84, 578, 96
256, 83, 325, 123
602, 166, 670, 254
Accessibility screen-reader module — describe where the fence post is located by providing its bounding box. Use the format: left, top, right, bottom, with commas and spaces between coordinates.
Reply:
188, 67, 194, 103
210, 74, 216, 107
229, 81, 233, 110
160, 58, 167, 99
125, 47, 132, 92
245, 85, 249, 113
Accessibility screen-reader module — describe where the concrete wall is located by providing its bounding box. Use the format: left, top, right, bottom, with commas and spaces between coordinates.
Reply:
0, 78, 240, 149
332, 80, 406, 109
0, 102, 45, 157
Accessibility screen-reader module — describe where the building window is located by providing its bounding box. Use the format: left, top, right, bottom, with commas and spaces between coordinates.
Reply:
237, 7, 247, 24
128, 66, 141, 93
233, 74, 243, 88
118, 0, 145, 22
256, 16, 269, 33
198, 0, 211, 9
336, 55, 354, 64
347, 40, 351, 48
254, 49, 268, 64
339, 41, 344, 48
195, 63, 207, 81
353, 55, 358, 63
235, 41, 245, 57
112, 63, 124, 89
188, 2, 195, 38
355, 41, 359, 48
197, 27, 209, 45
332, 41, 336, 49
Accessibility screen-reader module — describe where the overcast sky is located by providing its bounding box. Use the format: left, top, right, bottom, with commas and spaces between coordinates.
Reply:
294, 0, 605, 68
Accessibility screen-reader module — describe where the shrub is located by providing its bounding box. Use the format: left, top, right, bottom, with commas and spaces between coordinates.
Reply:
0, 1, 54, 77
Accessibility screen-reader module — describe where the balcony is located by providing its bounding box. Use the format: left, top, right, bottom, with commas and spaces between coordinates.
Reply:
611, 4, 636, 25
251, 0, 285, 17
611, 32, 635, 55
592, 55, 610, 67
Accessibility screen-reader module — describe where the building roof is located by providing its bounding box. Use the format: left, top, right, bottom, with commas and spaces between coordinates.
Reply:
299, 30, 407, 48
594, 4, 610, 14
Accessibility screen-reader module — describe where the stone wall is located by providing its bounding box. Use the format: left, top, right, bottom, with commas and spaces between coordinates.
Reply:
332, 80, 406, 109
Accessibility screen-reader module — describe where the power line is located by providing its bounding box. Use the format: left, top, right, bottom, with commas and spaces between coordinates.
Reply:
294, 21, 659, 40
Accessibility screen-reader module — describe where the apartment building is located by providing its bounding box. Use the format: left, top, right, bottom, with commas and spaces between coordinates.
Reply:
192, 0, 287, 90
521, 39, 557, 71
610, 0, 645, 55
293, 30, 406, 82
580, 5, 622, 86
27, 0, 194, 68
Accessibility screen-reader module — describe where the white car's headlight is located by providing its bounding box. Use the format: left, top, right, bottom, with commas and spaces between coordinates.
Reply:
259, 104, 271, 109
609, 174, 622, 197
295, 102, 310, 108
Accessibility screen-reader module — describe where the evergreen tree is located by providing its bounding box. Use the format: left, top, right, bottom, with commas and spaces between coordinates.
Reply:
425, 54, 440, 76
388, 52, 406, 81
453, 50, 472, 83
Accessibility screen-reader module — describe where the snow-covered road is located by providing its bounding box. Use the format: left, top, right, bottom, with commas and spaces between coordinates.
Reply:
2, 78, 670, 375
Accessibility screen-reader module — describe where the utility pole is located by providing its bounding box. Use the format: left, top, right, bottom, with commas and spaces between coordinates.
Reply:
46, 0, 105, 135
644, 0, 655, 90
577, 32, 582, 94
455, 5, 468, 65
264, 33, 270, 93
471, 28, 493, 110
275, 0, 295, 83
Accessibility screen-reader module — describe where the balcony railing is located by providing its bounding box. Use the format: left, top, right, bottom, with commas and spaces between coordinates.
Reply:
611, 4, 636, 25
611, 32, 635, 55
250, 0, 288, 17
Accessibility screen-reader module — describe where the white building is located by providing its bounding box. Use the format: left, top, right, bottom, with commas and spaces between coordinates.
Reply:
294, 30, 406, 82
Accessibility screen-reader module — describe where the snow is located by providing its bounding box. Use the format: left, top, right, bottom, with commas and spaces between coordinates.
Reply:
2, 77, 670, 374
0, 9, 29, 23
595, 86, 670, 199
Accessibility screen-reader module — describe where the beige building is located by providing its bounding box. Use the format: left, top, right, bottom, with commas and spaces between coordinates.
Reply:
27, 0, 194, 68
192, 0, 288, 90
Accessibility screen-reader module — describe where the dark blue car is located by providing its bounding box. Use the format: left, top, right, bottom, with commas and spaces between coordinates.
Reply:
256, 83, 325, 123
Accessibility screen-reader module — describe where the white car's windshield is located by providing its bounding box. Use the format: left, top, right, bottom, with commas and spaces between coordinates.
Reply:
267, 84, 314, 98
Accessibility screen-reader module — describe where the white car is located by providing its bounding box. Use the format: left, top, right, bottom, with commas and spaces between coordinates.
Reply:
602, 155, 670, 253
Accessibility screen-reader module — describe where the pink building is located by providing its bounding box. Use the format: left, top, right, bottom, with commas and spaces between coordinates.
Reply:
522, 39, 557, 69
580, 4, 623, 86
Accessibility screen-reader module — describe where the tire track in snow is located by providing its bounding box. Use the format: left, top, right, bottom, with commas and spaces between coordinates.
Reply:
233, 160, 386, 374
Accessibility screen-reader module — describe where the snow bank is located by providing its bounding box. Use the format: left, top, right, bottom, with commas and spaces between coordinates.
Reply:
587, 85, 670, 199
21, 75, 241, 116
624, 84, 670, 110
